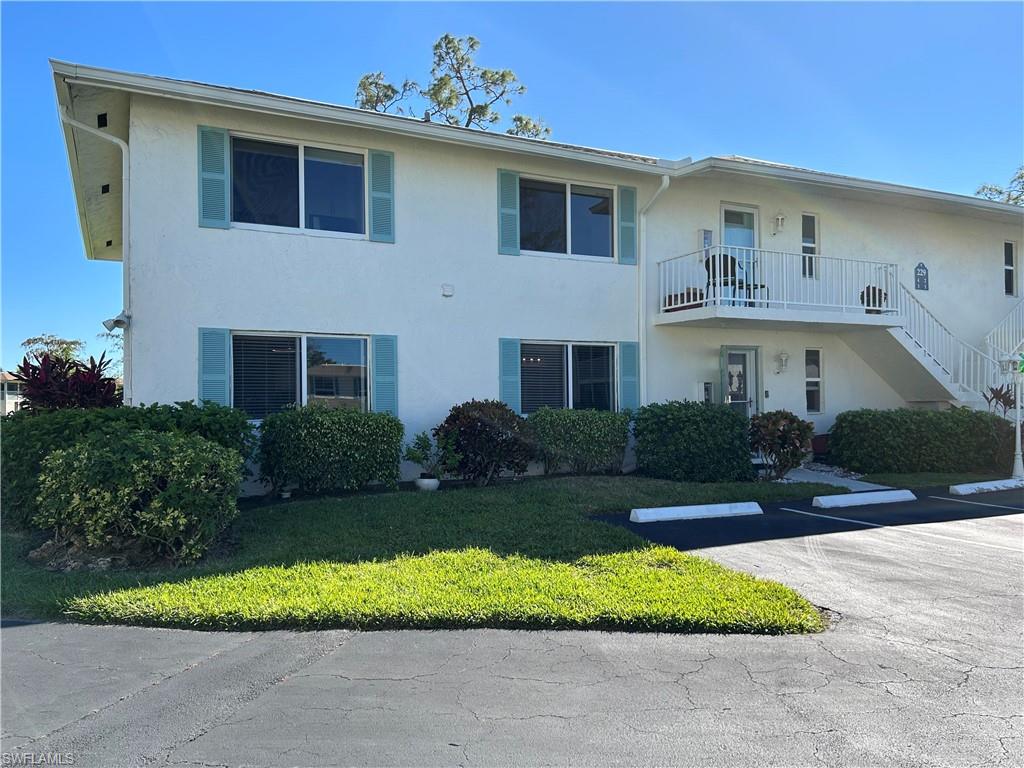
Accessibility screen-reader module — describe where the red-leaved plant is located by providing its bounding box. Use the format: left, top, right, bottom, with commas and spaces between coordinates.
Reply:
13, 353, 121, 412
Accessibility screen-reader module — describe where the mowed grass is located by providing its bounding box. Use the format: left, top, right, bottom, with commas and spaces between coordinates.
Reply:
2, 476, 836, 633
860, 471, 1005, 488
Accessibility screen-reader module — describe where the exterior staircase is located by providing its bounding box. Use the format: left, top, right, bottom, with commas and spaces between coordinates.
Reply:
841, 287, 1022, 411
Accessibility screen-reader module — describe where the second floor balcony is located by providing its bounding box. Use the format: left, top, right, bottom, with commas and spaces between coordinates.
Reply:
657, 246, 903, 329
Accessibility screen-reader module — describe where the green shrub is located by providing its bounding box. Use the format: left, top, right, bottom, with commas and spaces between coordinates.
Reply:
259, 406, 403, 494
526, 408, 630, 475
434, 400, 532, 486
35, 430, 243, 565
633, 401, 754, 482
1, 402, 253, 529
830, 407, 1013, 474
750, 410, 815, 480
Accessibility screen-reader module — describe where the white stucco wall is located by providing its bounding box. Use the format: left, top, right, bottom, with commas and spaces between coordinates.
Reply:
125, 94, 1022, 460
127, 95, 653, 442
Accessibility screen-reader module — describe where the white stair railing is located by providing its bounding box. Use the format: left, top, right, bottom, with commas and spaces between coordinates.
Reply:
985, 299, 1024, 357
897, 284, 1000, 399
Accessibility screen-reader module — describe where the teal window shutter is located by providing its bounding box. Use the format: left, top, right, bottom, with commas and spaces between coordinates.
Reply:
618, 186, 637, 264
197, 327, 231, 406
368, 150, 395, 243
197, 126, 230, 229
497, 170, 520, 255
372, 335, 398, 415
618, 341, 639, 411
499, 338, 522, 413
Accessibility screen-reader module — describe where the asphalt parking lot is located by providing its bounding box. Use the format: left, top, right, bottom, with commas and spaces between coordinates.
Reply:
3, 488, 1022, 767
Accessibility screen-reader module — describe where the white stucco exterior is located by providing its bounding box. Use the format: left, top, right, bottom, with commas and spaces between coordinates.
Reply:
52, 63, 1024, 474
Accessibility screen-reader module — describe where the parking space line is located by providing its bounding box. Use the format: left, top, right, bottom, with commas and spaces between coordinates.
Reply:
927, 496, 1024, 512
779, 507, 1021, 552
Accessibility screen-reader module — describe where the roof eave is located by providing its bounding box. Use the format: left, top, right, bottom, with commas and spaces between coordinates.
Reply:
50, 59, 682, 176
682, 156, 1024, 219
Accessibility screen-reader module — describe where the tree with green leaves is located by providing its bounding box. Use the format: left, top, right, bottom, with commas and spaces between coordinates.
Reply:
21, 334, 85, 361
355, 34, 550, 139
976, 166, 1023, 206
97, 330, 124, 376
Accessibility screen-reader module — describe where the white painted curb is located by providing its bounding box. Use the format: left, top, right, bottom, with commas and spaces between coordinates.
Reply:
629, 501, 763, 523
812, 489, 916, 508
949, 478, 1024, 496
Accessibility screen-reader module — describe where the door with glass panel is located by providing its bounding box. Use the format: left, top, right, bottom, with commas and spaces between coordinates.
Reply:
721, 347, 758, 419
720, 206, 759, 304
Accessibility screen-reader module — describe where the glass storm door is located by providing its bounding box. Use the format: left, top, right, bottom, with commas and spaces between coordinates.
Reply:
722, 348, 757, 418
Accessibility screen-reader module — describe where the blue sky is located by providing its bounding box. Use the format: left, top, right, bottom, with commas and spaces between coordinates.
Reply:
2, 1, 1022, 369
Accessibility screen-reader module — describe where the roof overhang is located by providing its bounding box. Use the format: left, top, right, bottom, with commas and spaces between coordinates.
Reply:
677, 156, 1024, 224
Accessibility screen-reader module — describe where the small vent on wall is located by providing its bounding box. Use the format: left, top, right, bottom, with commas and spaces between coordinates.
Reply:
97, 113, 108, 128
105, 240, 113, 247
101, 184, 110, 194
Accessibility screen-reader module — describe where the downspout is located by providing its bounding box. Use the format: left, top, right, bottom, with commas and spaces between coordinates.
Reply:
638, 175, 671, 406
60, 104, 132, 404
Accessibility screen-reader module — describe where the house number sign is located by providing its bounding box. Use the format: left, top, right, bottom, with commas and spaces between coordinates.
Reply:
914, 262, 929, 291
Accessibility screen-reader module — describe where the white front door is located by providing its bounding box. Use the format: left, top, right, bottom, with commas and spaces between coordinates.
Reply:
721, 205, 759, 303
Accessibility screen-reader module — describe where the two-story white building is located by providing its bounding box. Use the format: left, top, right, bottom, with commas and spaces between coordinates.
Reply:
52, 61, 1024, 460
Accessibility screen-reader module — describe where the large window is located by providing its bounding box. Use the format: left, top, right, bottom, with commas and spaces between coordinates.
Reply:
805, 349, 822, 415
801, 214, 818, 278
1005, 241, 1017, 297
231, 333, 369, 419
520, 342, 615, 414
231, 137, 365, 235
519, 177, 614, 258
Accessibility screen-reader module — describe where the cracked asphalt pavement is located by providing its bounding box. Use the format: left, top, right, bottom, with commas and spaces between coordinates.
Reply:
2, 489, 1022, 767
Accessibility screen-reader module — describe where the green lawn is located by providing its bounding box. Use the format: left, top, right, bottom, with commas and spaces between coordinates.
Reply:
2, 476, 836, 634
860, 472, 1005, 488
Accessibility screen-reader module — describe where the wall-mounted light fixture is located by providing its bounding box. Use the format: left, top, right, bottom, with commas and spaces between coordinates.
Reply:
772, 211, 786, 235
774, 350, 790, 374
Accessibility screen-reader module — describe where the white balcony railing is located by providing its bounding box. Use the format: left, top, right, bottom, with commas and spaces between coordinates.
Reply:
659, 246, 901, 316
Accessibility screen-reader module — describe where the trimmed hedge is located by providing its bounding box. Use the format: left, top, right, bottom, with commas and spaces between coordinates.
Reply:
259, 406, 404, 494
434, 400, 532, 486
633, 401, 754, 482
35, 429, 243, 565
829, 407, 1013, 474
527, 408, 630, 475
1, 402, 253, 529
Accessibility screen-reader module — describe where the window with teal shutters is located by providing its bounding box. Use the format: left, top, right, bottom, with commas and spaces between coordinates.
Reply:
197, 126, 230, 228
197, 328, 231, 405
618, 186, 637, 264
499, 338, 522, 413
371, 335, 398, 415
368, 150, 395, 243
617, 341, 639, 411
497, 170, 520, 255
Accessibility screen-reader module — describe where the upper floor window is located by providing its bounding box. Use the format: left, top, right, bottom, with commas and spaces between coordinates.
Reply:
801, 214, 818, 278
519, 341, 615, 414
1005, 241, 1017, 297
231, 137, 366, 235
519, 177, 614, 258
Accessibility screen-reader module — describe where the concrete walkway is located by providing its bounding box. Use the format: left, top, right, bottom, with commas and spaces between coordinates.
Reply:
785, 465, 892, 491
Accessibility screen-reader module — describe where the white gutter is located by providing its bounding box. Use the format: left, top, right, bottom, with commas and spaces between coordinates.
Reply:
638, 175, 671, 406
59, 105, 132, 404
